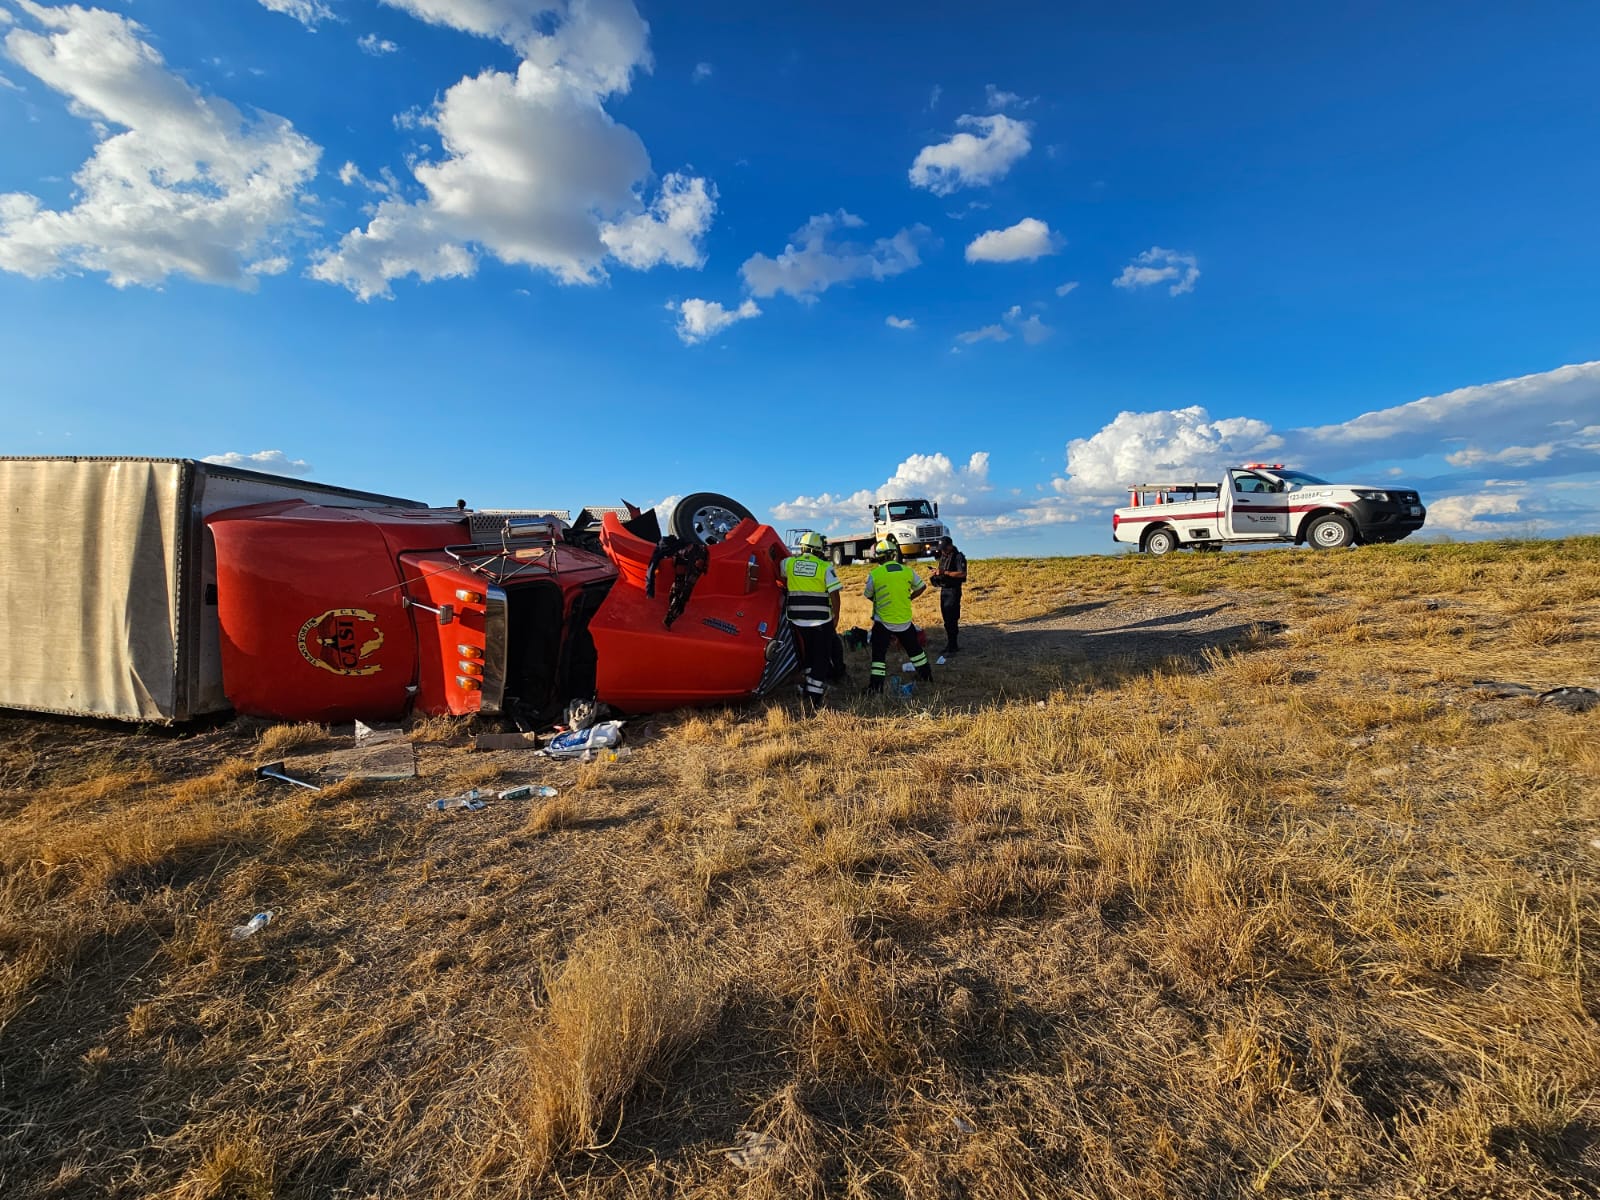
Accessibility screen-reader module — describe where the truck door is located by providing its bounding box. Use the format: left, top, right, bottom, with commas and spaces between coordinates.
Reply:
1227, 471, 1290, 538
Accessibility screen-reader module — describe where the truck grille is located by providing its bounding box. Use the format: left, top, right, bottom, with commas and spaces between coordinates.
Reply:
915, 524, 942, 540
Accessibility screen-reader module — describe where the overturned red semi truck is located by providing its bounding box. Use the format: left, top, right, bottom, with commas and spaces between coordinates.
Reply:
207, 499, 799, 723
0, 457, 798, 724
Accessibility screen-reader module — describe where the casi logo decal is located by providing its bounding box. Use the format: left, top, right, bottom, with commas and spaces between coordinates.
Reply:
298, 608, 385, 676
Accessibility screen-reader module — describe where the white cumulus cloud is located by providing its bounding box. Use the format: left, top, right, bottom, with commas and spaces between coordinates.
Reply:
772, 452, 993, 527
885, 315, 915, 330
358, 33, 399, 54
671, 296, 759, 345
314, 0, 714, 299
965, 216, 1059, 264
908, 113, 1031, 196
740, 210, 927, 303
256, 0, 335, 28
0, 3, 321, 289
203, 449, 313, 477
1055, 280, 1078, 297
1114, 246, 1199, 296
599, 172, 716, 269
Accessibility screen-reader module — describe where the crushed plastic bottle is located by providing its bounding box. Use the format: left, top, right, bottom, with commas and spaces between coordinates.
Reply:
901, 662, 917, 673
898, 681, 915, 699
431, 788, 486, 811
230, 911, 274, 940
498, 784, 559, 800
581, 745, 633, 764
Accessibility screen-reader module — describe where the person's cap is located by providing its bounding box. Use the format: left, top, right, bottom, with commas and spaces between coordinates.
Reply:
939, 535, 953, 547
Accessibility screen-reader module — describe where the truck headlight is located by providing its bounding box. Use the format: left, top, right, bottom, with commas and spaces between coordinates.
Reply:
1353, 490, 1390, 502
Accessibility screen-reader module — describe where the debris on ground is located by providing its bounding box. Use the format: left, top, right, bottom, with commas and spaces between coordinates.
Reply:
431, 789, 487, 812
1471, 680, 1539, 698
306, 740, 417, 782
497, 784, 559, 800
254, 760, 321, 791
1540, 686, 1600, 712
473, 731, 543, 752
540, 720, 625, 760
724, 1129, 784, 1171
230, 911, 274, 940
1473, 680, 1600, 712
952, 1114, 977, 1134
354, 720, 405, 745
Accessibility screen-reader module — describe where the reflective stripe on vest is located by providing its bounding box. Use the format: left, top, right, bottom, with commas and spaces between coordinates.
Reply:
868, 562, 914, 626
783, 554, 832, 624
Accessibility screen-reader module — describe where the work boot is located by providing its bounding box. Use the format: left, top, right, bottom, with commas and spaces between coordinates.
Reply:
864, 680, 884, 695
917, 665, 933, 682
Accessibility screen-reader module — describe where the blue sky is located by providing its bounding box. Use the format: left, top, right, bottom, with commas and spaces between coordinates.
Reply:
2, 0, 1598, 554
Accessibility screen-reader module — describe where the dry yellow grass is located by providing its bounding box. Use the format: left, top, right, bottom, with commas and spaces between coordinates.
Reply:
1, 535, 1598, 1198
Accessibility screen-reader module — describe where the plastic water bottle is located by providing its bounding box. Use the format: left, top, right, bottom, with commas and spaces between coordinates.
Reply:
230, 911, 273, 940
431, 788, 485, 811
498, 784, 558, 800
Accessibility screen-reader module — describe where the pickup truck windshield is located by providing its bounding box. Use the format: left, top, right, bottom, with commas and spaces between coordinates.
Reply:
1272, 470, 1329, 487
886, 501, 935, 521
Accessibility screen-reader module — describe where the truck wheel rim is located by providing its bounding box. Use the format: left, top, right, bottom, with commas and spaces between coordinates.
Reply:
688, 502, 743, 543
1316, 522, 1343, 546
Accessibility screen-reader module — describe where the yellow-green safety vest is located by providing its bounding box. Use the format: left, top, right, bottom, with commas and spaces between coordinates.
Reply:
867, 562, 916, 626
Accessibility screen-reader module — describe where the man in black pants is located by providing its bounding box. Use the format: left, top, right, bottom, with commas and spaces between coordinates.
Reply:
930, 535, 967, 654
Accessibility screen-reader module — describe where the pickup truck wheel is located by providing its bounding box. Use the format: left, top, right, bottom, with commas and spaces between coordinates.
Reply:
831, 545, 846, 565
1307, 514, 1355, 550
1144, 528, 1178, 556
671, 492, 755, 545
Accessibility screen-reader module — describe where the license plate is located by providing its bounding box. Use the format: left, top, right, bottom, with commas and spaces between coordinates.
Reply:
1408, 505, 1422, 516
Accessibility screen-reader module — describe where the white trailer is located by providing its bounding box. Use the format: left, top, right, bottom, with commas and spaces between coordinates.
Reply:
0, 457, 418, 722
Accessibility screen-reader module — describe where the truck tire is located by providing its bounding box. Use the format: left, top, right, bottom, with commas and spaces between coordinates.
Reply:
671, 492, 755, 545
1306, 513, 1355, 550
832, 544, 846, 565
1144, 527, 1178, 556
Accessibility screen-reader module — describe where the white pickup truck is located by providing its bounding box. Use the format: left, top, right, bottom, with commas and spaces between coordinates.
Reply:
1112, 464, 1427, 554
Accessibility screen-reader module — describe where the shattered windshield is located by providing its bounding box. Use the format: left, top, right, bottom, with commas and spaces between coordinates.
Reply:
887, 501, 934, 521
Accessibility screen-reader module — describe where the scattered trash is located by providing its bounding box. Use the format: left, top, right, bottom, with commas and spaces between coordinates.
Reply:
936, 655, 947, 665
901, 662, 917, 674
897, 681, 915, 699
254, 760, 321, 791
498, 784, 559, 800
473, 732, 542, 752
540, 719, 625, 759
1540, 687, 1600, 713
952, 1114, 977, 1134
1590, 838, 1600, 852
581, 745, 633, 763
725, 1129, 784, 1171
431, 788, 487, 812
230, 911, 274, 940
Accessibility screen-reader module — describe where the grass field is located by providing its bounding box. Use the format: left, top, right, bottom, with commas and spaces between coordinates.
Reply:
2, 537, 1598, 1199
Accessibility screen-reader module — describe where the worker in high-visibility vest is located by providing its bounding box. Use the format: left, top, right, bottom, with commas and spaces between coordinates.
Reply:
863, 538, 931, 693
779, 531, 843, 714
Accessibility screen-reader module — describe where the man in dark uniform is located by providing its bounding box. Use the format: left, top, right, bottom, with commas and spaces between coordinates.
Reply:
930, 535, 967, 654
